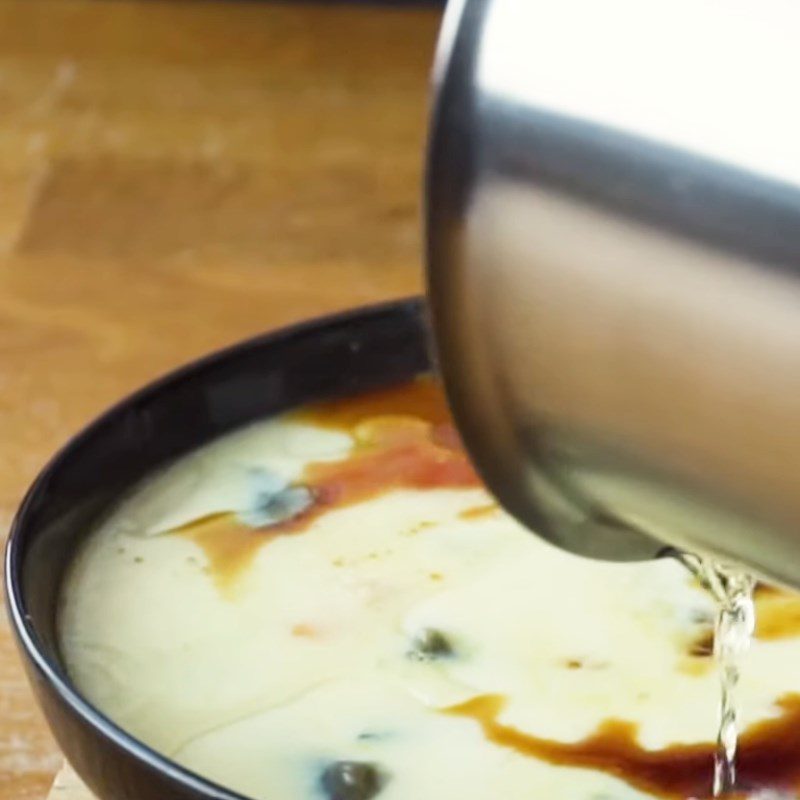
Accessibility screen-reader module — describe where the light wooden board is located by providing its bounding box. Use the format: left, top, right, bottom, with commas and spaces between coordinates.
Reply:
47, 765, 94, 800
0, 2, 440, 798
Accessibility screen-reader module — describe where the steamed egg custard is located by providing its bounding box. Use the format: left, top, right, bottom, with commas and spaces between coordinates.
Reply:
60, 378, 800, 800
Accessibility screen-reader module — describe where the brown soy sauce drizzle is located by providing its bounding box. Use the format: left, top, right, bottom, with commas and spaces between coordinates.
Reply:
753, 583, 800, 642
175, 378, 481, 588
292, 375, 454, 430
445, 694, 800, 799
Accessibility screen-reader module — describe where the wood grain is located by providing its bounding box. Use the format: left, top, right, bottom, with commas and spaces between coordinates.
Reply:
0, 2, 439, 796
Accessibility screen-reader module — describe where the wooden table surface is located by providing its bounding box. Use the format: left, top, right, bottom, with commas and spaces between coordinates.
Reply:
0, 2, 439, 796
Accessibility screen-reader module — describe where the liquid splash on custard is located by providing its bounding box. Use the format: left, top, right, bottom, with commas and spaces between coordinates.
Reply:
174, 378, 480, 589
686, 582, 800, 648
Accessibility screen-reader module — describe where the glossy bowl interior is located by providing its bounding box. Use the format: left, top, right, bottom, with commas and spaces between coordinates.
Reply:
5, 299, 427, 800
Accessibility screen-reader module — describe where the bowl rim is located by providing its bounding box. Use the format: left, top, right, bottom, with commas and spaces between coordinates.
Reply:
5, 296, 423, 800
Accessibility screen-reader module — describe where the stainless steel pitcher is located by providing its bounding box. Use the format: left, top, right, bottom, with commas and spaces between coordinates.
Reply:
425, 0, 800, 587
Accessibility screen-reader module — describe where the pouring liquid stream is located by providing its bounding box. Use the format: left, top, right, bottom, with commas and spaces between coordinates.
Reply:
682, 555, 756, 797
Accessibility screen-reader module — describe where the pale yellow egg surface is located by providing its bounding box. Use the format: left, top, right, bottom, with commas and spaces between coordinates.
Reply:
59, 379, 800, 800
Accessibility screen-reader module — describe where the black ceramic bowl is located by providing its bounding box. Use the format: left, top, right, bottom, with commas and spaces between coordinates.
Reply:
5, 299, 428, 800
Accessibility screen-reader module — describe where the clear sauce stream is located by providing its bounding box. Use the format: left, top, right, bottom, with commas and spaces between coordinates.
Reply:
673, 556, 757, 797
